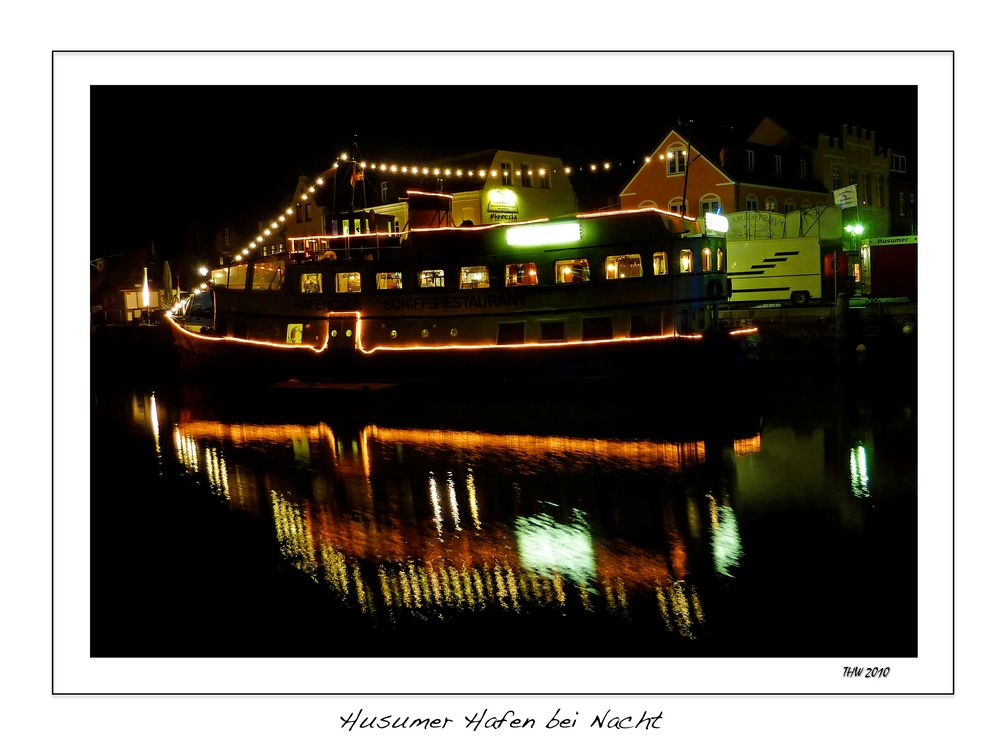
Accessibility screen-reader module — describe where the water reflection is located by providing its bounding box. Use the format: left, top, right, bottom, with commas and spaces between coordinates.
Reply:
165, 412, 738, 640
850, 444, 872, 500
97, 380, 915, 657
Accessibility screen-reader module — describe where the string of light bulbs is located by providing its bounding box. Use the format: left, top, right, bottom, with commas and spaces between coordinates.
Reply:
230, 148, 688, 261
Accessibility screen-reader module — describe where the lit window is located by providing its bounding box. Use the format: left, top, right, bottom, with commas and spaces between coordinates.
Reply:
717, 248, 724, 271
501, 162, 512, 186
505, 262, 538, 286
419, 269, 445, 288
679, 249, 693, 273
653, 251, 669, 275
460, 265, 490, 289
229, 263, 247, 289
554, 258, 590, 284
376, 272, 403, 290
605, 254, 642, 279
251, 260, 284, 291
300, 272, 322, 294
765, 196, 777, 211
701, 248, 713, 272
335, 272, 361, 293
211, 268, 228, 286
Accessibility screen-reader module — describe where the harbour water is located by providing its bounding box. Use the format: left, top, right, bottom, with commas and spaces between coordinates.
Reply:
90, 372, 916, 658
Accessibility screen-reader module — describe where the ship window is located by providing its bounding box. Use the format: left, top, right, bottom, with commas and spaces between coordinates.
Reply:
335, 272, 361, 293
228, 265, 247, 289
679, 249, 693, 273
630, 315, 661, 337
497, 322, 525, 345
251, 260, 285, 290
460, 265, 490, 289
505, 262, 539, 286
555, 258, 590, 284
376, 272, 403, 290
582, 317, 613, 341
653, 251, 669, 275
211, 268, 228, 286
702, 248, 713, 272
539, 321, 565, 341
717, 248, 724, 271
419, 269, 445, 288
300, 272, 323, 294
605, 253, 642, 279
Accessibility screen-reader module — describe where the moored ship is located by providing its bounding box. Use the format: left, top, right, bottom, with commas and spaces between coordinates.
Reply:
166, 207, 757, 385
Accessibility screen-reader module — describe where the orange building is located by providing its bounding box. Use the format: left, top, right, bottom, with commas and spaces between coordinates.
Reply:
619, 119, 829, 218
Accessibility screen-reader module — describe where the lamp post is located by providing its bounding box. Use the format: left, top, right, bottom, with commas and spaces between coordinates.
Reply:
678, 119, 702, 218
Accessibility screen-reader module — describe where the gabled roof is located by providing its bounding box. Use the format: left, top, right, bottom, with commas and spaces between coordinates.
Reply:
619, 128, 732, 196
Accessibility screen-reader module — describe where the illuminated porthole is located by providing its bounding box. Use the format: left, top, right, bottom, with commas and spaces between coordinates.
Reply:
420, 328, 430, 338
330, 329, 338, 338
450, 328, 458, 337
390, 329, 398, 339
345, 329, 353, 338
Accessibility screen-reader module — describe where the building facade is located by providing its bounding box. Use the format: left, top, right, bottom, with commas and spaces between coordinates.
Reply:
812, 124, 892, 238
619, 119, 829, 217
366, 149, 578, 231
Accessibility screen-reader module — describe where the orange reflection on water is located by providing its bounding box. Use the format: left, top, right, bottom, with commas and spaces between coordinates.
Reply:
365, 425, 705, 472
732, 433, 762, 455
170, 416, 719, 636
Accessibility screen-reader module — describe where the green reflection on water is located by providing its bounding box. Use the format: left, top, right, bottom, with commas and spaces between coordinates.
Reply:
514, 510, 596, 586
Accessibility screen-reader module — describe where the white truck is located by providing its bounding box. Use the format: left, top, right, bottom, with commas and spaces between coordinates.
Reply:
726, 237, 827, 306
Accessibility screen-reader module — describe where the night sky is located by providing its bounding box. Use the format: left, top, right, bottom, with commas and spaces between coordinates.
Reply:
90, 85, 916, 265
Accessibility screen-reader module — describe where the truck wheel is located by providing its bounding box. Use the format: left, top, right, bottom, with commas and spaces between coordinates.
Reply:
790, 291, 809, 306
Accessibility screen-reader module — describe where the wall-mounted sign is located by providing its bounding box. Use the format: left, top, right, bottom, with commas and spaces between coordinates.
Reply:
867, 235, 917, 246
833, 184, 858, 209
486, 188, 519, 222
